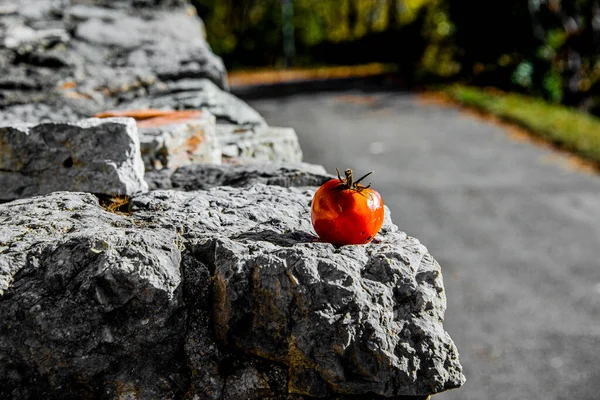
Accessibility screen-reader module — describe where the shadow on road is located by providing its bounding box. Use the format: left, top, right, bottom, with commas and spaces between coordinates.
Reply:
230, 73, 414, 100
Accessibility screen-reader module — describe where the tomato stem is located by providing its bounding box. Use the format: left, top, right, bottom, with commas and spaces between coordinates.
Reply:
335, 167, 374, 191
354, 170, 373, 188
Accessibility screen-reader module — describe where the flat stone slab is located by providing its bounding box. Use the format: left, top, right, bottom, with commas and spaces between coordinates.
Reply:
0, 118, 148, 201
170, 162, 333, 190
217, 124, 303, 163
139, 112, 221, 171
0, 182, 465, 398
127, 79, 268, 128
95, 109, 221, 171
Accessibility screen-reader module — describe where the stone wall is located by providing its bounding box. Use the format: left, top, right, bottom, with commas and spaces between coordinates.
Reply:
0, 0, 302, 176
0, 1, 465, 398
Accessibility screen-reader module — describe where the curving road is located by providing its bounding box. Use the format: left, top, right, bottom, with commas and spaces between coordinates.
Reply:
241, 86, 600, 400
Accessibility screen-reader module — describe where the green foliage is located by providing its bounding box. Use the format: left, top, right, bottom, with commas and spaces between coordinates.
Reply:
444, 85, 600, 165
441, 0, 599, 112
512, 62, 534, 89
192, 0, 432, 68
417, 0, 459, 78
543, 67, 563, 102
194, 0, 600, 116
192, 0, 284, 68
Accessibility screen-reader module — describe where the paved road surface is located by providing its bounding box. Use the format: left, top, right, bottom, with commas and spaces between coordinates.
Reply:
243, 88, 600, 400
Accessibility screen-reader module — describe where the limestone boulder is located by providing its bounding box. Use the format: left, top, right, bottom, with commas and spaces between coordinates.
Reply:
170, 162, 332, 190
0, 0, 227, 124
0, 182, 465, 399
217, 124, 303, 163
0, 118, 148, 201
0, 0, 304, 167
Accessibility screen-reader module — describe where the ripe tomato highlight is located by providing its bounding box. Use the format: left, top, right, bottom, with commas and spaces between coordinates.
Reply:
311, 168, 384, 246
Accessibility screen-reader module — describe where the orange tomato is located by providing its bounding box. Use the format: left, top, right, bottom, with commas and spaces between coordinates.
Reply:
311, 168, 384, 246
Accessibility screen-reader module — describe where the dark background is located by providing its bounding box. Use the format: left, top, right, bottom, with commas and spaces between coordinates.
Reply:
193, 0, 600, 116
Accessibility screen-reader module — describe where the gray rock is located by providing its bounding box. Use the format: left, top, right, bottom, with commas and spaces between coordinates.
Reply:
0, 192, 188, 399
0, 102, 83, 125
217, 124, 303, 163
171, 162, 332, 190
0, 118, 148, 200
222, 367, 272, 399
0, 0, 228, 124
129, 79, 266, 128
127, 12, 225, 86
0, 1, 305, 168
3, 24, 70, 50
144, 168, 174, 190
138, 111, 221, 171
72, 10, 225, 87
0, 185, 465, 398
64, 4, 125, 21
0, 3, 17, 15
7, 0, 68, 21
75, 17, 145, 49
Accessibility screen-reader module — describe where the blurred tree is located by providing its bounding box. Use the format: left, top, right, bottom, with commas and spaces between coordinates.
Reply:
192, 0, 284, 68
528, 0, 600, 112
387, 0, 399, 27
445, 0, 538, 88
421, 0, 600, 113
417, 0, 459, 79
192, 0, 432, 68
281, 0, 295, 66
193, 0, 600, 115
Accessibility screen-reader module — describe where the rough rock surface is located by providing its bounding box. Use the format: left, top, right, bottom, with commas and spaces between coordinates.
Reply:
0, 0, 301, 165
0, 118, 148, 201
137, 111, 221, 171
0, 0, 267, 127
0, 183, 465, 399
0, 0, 227, 124
126, 79, 267, 128
0, 192, 187, 399
144, 168, 177, 190
171, 162, 333, 190
217, 124, 303, 162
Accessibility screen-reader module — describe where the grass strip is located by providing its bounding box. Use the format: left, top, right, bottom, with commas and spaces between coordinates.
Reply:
442, 85, 600, 166
227, 63, 397, 87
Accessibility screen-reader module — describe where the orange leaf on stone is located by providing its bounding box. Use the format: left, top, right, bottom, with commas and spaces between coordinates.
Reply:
58, 81, 77, 90
94, 109, 203, 124
136, 112, 205, 128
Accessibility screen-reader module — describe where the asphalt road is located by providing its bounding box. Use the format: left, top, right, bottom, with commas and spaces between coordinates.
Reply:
242, 86, 600, 400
